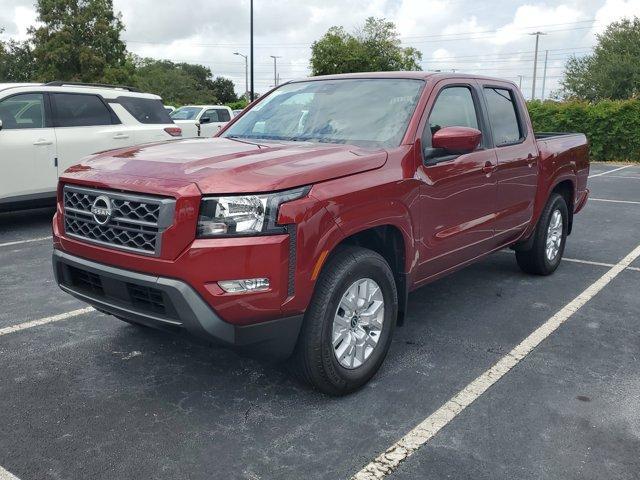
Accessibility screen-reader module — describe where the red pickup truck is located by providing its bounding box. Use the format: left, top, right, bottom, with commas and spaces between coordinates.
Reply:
52, 72, 589, 395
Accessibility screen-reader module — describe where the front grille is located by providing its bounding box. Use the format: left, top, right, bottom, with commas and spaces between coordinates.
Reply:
63, 185, 175, 256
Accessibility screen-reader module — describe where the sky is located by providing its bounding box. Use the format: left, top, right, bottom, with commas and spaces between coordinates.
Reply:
1, 0, 640, 99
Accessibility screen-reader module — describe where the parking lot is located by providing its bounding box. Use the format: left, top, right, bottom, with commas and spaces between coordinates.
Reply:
0, 162, 638, 480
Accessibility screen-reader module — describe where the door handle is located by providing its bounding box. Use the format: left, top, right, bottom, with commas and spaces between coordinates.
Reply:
33, 139, 53, 146
527, 153, 537, 167
113, 133, 130, 139
482, 161, 497, 174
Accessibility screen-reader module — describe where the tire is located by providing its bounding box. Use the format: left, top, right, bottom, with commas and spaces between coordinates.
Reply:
516, 193, 568, 275
291, 246, 398, 395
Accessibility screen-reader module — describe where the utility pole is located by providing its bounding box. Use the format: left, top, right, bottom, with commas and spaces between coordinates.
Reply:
541, 50, 549, 101
518, 75, 523, 90
233, 52, 248, 101
270, 55, 281, 87
529, 31, 546, 100
250, 0, 254, 101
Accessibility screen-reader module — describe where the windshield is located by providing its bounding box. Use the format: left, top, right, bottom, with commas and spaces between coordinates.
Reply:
170, 107, 202, 120
222, 78, 424, 148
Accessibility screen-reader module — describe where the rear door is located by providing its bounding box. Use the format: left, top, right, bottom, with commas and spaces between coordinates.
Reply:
415, 80, 499, 281
0, 92, 57, 203
51, 92, 131, 173
480, 84, 539, 243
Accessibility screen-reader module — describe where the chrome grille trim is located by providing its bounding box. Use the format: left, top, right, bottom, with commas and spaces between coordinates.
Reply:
63, 185, 176, 256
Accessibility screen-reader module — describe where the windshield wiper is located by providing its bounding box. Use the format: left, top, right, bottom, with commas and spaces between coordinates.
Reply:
225, 135, 269, 147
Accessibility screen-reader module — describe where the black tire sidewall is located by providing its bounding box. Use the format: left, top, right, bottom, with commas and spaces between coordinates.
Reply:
311, 249, 397, 392
541, 195, 569, 272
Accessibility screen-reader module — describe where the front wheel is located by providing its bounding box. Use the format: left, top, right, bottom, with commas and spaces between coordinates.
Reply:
516, 193, 568, 275
291, 246, 398, 395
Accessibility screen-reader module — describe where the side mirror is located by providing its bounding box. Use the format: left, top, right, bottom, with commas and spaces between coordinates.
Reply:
432, 126, 482, 155
200, 116, 211, 124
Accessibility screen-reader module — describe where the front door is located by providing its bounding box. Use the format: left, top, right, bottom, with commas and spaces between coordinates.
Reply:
199, 108, 230, 137
415, 81, 499, 282
0, 92, 57, 204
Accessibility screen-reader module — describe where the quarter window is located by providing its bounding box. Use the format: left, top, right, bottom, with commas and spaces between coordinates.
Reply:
52, 93, 116, 127
483, 88, 522, 146
118, 97, 172, 124
0, 93, 46, 129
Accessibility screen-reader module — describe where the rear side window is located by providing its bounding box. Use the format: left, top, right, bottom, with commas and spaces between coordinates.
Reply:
483, 88, 522, 146
429, 87, 479, 134
118, 97, 173, 124
217, 109, 231, 122
52, 93, 117, 127
0, 93, 46, 129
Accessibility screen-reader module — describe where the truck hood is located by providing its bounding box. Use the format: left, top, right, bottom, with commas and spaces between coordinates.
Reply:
67, 138, 388, 194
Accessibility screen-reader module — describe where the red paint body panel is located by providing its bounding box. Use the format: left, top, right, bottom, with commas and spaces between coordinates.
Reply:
53, 72, 589, 332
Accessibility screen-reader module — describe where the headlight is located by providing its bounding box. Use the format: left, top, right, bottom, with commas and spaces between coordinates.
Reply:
197, 187, 309, 237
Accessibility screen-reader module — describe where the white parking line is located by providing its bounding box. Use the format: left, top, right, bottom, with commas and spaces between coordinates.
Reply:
353, 243, 640, 480
589, 165, 632, 178
0, 466, 20, 480
590, 198, 640, 205
0, 236, 52, 249
0, 307, 94, 337
563, 257, 615, 268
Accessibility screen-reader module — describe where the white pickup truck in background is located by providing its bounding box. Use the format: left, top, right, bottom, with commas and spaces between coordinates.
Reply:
169, 105, 233, 137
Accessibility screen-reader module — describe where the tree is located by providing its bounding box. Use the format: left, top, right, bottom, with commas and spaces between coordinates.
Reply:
561, 17, 640, 101
1, 27, 37, 82
29, 0, 133, 83
133, 58, 217, 106
210, 77, 238, 103
310, 17, 422, 75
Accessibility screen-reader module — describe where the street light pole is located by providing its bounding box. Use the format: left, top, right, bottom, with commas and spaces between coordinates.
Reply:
270, 55, 281, 87
529, 31, 547, 100
518, 75, 523, 90
250, 0, 254, 101
541, 50, 549, 101
233, 52, 248, 101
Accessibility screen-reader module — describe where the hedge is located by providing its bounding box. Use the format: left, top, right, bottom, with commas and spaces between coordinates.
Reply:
526, 99, 640, 162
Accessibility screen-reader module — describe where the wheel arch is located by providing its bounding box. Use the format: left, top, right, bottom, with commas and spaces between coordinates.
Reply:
321, 224, 410, 325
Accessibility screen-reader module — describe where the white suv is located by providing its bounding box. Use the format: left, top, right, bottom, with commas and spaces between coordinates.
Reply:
0, 82, 182, 211
169, 105, 233, 138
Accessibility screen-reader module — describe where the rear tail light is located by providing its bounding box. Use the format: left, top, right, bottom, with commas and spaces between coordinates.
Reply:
164, 127, 182, 137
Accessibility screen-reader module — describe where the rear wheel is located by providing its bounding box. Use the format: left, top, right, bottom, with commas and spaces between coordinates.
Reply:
516, 193, 568, 275
291, 246, 398, 395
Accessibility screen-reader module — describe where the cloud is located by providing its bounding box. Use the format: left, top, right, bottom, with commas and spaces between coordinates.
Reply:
1, 0, 633, 98
593, 0, 640, 33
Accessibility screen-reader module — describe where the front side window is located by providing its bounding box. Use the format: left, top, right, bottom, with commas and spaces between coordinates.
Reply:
0, 93, 46, 129
483, 88, 522, 146
429, 86, 479, 135
170, 107, 202, 120
202, 109, 219, 122
223, 78, 424, 148
52, 93, 115, 127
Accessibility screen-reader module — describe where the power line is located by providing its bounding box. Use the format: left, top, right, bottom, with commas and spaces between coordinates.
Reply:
122, 19, 601, 48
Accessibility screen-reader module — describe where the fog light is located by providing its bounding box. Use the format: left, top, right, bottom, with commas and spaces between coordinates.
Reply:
218, 278, 270, 293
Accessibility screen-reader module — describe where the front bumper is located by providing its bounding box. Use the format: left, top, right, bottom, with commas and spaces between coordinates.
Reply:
52, 249, 303, 359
